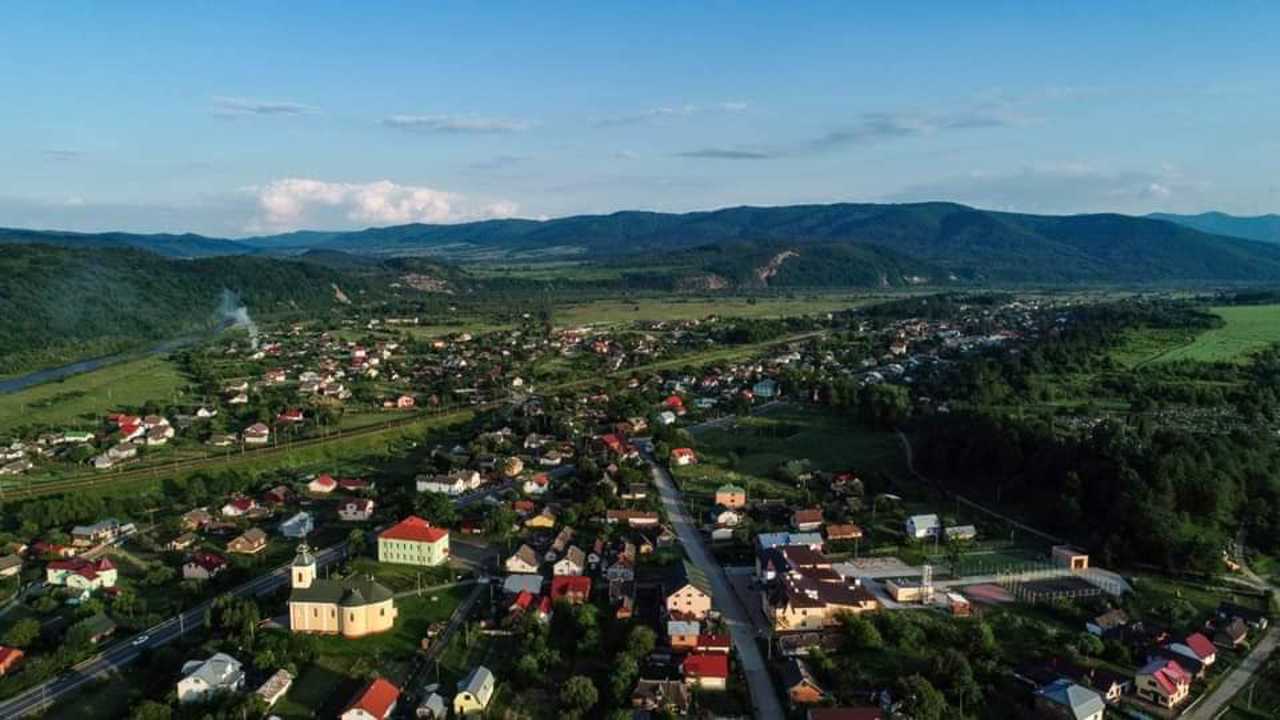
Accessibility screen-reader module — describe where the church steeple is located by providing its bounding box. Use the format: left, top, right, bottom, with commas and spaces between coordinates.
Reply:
292, 542, 316, 589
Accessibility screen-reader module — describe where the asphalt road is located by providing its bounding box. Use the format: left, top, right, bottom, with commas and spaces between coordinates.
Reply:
0, 543, 347, 719
0, 480, 511, 719
646, 453, 784, 720
1183, 627, 1278, 720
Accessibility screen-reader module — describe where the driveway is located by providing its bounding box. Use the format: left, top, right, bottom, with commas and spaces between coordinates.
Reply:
646, 453, 784, 720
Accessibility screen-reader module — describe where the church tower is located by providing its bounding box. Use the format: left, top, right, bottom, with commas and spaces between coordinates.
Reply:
292, 543, 316, 589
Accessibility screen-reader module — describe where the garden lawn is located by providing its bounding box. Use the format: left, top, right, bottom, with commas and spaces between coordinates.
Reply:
0, 355, 187, 433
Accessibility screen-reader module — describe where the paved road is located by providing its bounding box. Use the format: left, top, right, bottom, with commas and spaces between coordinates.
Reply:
0, 543, 348, 719
646, 453, 784, 720
1183, 628, 1278, 720
2, 480, 511, 719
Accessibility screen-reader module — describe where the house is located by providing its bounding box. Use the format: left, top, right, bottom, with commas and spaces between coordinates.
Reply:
228, 528, 268, 555
0, 646, 23, 676
1183, 632, 1217, 666
524, 508, 557, 529
1087, 608, 1130, 638
1217, 601, 1269, 630
255, 669, 294, 708
1135, 658, 1191, 709
341, 677, 400, 720
606, 510, 659, 527
668, 620, 700, 650
792, 508, 824, 532
666, 561, 713, 620
378, 516, 450, 567
757, 532, 824, 552
416, 470, 482, 496
1034, 679, 1105, 720
264, 485, 292, 505
70, 519, 121, 547
505, 545, 540, 574
783, 658, 825, 705
553, 546, 586, 576
825, 524, 863, 542
339, 498, 375, 522
762, 555, 878, 630
714, 483, 747, 509
522, 473, 550, 496
632, 679, 691, 715
46, 557, 117, 590
338, 477, 372, 493
453, 666, 496, 717
221, 497, 257, 518
1215, 617, 1249, 648
181, 508, 212, 530
904, 514, 940, 539
308, 474, 338, 494
670, 447, 697, 466
657, 410, 677, 426
944, 524, 978, 541
277, 408, 305, 425
681, 653, 729, 690
177, 653, 245, 704
502, 574, 543, 597
549, 575, 591, 604
279, 511, 315, 539
242, 423, 270, 445
288, 544, 397, 638
183, 552, 229, 581
80, 613, 117, 643
753, 378, 779, 398
416, 693, 447, 719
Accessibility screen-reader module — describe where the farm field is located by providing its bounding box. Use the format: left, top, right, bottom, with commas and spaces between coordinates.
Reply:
0, 355, 188, 433
1112, 304, 1280, 367
552, 294, 884, 327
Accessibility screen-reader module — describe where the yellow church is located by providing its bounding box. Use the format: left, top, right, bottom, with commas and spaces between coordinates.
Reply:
288, 544, 397, 638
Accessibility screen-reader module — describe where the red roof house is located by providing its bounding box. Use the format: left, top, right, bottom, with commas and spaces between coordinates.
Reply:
0, 646, 24, 676
1184, 632, 1217, 665
277, 408, 305, 424
379, 516, 448, 544
342, 677, 400, 720
681, 653, 729, 688
550, 575, 591, 604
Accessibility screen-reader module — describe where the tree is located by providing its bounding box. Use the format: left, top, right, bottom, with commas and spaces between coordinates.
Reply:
2, 618, 40, 648
414, 491, 458, 527
894, 674, 948, 720
560, 675, 599, 717
347, 528, 366, 557
129, 700, 172, 720
625, 625, 657, 658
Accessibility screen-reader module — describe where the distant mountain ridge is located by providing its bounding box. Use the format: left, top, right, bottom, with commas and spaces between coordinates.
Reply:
1148, 211, 1280, 244
7, 202, 1280, 283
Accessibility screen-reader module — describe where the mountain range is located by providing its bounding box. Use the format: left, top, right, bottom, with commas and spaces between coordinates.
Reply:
6, 202, 1280, 285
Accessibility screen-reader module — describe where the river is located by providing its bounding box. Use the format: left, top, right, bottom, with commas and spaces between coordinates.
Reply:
0, 337, 197, 395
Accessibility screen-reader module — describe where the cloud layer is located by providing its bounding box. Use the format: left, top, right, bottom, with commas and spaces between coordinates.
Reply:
592, 101, 748, 128
383, 114, 528, 134
251, 178, 519, 231
212, 96, 317, 117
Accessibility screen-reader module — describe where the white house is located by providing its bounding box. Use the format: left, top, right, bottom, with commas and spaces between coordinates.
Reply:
416, 470, 481, 496
453, 666, 495, 717
338, 498, 375, 522
177, 653, 245, 704
553, 546, 585, 577
905, 514, 941, 540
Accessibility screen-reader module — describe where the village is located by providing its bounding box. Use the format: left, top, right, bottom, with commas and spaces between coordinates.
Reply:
0, 294, 1275, 720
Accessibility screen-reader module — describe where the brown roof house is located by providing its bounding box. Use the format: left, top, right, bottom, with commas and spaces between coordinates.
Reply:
228, 528, 268, 555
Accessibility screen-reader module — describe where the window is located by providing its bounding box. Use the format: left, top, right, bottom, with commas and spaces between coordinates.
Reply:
313, 608, 318, 617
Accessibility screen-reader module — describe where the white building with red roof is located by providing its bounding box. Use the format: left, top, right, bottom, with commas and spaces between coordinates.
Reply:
341, 677, 400, 720
1136, 658, 1191, 709
46, 557, 117, 590
308, 474, 337, 494
377, 516, 449, 567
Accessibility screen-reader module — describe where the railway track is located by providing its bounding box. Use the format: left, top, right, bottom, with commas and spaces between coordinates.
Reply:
1, 330, 827, 501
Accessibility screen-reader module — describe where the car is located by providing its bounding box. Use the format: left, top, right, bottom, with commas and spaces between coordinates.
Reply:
131, 635, 150, 647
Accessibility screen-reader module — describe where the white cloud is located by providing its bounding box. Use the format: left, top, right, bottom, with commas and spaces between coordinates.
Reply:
593, 101, 747, 128
383, 114, 529, 134
212, 96, 317, 117
251, 178, 519, 231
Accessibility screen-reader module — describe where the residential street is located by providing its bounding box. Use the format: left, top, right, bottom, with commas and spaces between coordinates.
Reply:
1184, 628, 1278, 720
646, 452, 785, 720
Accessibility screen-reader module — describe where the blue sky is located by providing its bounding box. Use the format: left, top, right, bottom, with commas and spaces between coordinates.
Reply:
1, 1, 1277, 235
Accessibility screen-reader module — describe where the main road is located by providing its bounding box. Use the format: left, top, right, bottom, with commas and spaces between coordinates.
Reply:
0, 480, 509, 719
644, 451, 785, 720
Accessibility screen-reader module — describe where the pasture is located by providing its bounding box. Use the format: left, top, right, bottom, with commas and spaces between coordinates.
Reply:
552, 294, 882, 327
1112, 304, 1280, 367
0, 355, 188, 434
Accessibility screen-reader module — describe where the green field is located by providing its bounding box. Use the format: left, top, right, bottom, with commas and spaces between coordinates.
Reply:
553, 294, 880, 327
0, 355, 188, 433
1113, 304, 1280, 367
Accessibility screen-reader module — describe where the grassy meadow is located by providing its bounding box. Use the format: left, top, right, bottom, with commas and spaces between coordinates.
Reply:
552, 294, 882, 327
1112, 304, 1280, 367
0, 355, 188, 433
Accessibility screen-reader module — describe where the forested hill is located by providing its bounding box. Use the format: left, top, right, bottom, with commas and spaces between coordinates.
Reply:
0, 245, 380, 375
10, 202, 1280, 283
1149, 211, 1280, 245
